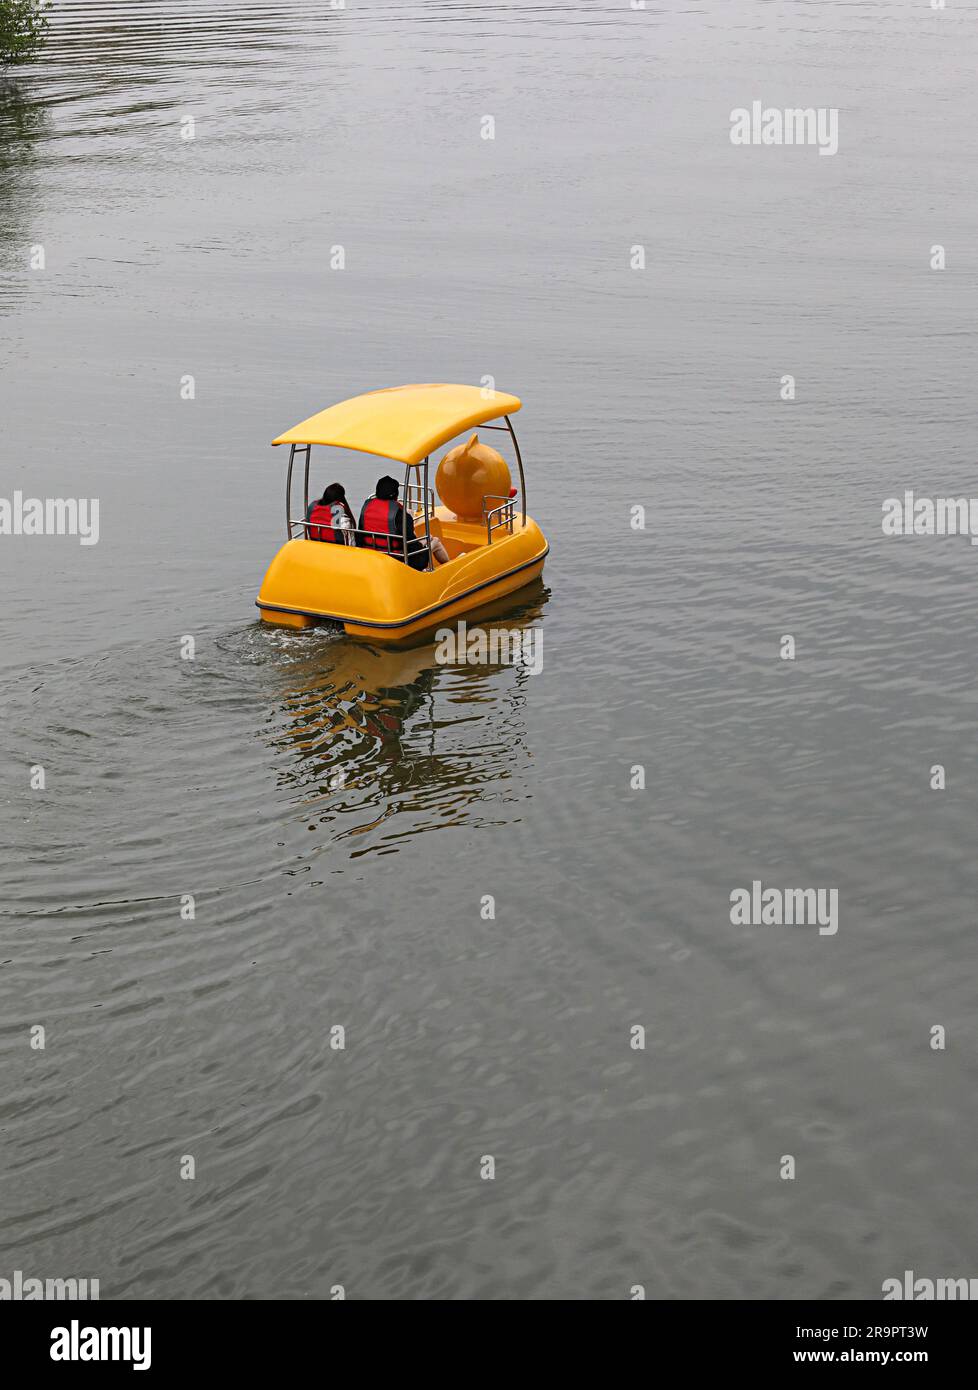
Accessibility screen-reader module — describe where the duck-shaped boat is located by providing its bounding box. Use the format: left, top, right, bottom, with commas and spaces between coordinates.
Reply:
256, 383, 549, 642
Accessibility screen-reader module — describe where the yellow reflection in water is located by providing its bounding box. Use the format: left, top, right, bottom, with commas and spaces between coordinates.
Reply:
263, 585, 548, 855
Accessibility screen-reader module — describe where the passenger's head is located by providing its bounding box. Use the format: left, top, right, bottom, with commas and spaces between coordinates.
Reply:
375, 476, 399, 501
321, 482, 346, 505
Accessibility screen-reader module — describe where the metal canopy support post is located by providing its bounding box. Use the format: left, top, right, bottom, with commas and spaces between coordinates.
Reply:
504, 415, 526, 525
402, 463, 410, 563
422, 455, 431, 571
303, 445, 311, 518
286, 444, 296, 538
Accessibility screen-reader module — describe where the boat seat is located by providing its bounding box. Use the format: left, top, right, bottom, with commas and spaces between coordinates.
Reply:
434, 517, 486, 559
412, 511, 483, 561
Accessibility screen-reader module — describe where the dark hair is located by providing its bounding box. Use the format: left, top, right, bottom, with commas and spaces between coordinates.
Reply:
321, 482, 346, 505
375, 475, 399, 501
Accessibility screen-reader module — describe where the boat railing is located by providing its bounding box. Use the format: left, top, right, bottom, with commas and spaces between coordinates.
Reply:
288, 517, 427, 559
483, 495, 516, 544
403, 481, 436, 515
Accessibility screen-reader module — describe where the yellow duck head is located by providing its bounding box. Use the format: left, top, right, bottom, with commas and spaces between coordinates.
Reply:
435, 432, 512, 521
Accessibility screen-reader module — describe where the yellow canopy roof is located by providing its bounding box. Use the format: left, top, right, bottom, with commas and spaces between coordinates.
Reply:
272, 383, 522, 466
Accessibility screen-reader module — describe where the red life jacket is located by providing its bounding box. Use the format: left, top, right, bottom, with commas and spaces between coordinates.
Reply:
307, 500, 344, 543
359, 496, 403, 554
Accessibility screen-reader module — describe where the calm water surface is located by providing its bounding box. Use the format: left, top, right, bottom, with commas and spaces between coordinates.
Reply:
1, 0, 976, 1298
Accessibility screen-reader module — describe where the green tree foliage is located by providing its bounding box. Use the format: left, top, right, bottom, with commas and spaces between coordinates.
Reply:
0, 1, 51, 67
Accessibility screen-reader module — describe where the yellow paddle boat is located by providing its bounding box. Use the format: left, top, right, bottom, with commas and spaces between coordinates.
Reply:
256, 383, 549, 642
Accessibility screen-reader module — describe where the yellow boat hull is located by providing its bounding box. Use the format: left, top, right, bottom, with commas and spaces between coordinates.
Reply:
256, 516, 548, 643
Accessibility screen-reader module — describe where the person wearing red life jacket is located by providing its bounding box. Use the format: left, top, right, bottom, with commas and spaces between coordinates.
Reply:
306, 483, 356, 543
358, 476, 449, 569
